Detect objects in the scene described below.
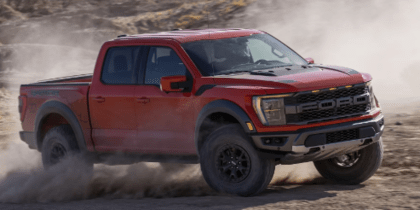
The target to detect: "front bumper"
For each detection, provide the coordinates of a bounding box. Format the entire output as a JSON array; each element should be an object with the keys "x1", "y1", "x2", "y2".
[{"x1": 251, "y1": 113, "x2": 384, "y2": 164}]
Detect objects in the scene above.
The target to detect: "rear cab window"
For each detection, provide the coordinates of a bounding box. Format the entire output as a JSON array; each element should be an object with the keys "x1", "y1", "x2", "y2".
[{"x1": 101, "y1": 46, "x2": 142, "y2": 85}]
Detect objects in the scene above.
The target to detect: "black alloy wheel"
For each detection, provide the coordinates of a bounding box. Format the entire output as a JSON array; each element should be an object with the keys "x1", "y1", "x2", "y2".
[
  {"x1": 200, "y1": 124, "x2": 275, "y2": 196},
  {"x1": 216, "y1": 144, "x2": 251, "y2": 183},
  {"x1": 332, "y1": 151, "x2": 361, "y2": 168},
  {"x1": 41, "y1": 125, "x2": 93, "y2": 170},
  {"x1": 49, "y1": 142, "x2": 67, "y2": 165}
]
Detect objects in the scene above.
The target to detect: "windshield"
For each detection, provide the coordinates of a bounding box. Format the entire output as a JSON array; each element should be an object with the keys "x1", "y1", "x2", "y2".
[{"x1": 182, "y1": 33, "x2": 307, "y2": 76}]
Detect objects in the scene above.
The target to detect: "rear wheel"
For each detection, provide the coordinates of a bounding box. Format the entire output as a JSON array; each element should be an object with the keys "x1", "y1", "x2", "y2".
[
  {"x1": 313, "y1": 140, "x2": 383, "y2": 184},
  {"x1": 199, "y1": 124, "x2": 275, "y2": 196},
  {"x1": 41, "y1": 125, "x2": 93, "y2": 170}
]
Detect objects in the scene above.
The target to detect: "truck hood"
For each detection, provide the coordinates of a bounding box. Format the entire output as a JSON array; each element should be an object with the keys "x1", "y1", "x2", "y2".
[{"x1": 212, "y1": 65, "x2": 371, "y2": 94}]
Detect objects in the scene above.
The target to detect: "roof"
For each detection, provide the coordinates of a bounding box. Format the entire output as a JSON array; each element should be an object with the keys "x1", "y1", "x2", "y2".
[{"x1": 115, "y1": 28, "x2": 264, "y2": 43}]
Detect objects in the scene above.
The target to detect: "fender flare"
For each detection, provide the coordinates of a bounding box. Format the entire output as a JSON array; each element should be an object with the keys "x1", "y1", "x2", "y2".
[
  {"x1": 194, "y1": 100, "x2": 255, "y2": 152},
  {"x1": 34, "y1": 100, "x2": 87, "y2": 152}
]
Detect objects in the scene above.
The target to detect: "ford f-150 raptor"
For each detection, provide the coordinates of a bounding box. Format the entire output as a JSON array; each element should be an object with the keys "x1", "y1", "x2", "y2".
[{"x1": 18, "y1": 28, "x2": 384, "y2": 196}]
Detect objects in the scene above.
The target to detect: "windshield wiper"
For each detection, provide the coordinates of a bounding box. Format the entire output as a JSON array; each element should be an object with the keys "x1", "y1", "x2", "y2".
[
  {"x1": 214, "y1": 64, "x2": 295, "y2": 76},
  {"x1": 214, "y1": 70, "x2": 252, "y2": 75},
  {"x1": 257, "y1": 64, "x2": 293, "y2": 70}
]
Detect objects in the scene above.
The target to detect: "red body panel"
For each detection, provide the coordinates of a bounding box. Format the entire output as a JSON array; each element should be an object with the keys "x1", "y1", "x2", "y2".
[
  {"x1": 89, "y1": 84, "x2": 137, "y2": 151},
  {"x1": 19, "y1": 28, "x2": 378, "y2": 156},
  {"x1": 134, "y1": 86, "x2": 196, "y2": 154},
  {"x1": 20, "y1": 84, "x2": 94, "y2": 151}
]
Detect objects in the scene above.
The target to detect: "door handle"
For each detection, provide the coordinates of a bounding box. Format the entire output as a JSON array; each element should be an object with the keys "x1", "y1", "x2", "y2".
[
  {"x1": 136, "y1": 97, "x2": 150, "y2": 104},
  {"x1": 93, "y1": 97, "x2": 105, "y2": 103}
]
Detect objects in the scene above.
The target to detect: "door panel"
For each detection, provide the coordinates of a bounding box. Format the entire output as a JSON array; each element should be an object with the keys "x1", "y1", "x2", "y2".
[
  {"x1": 135, "y1": 46, "x2": 196, "y2": 154},
  {"x1": 89, "y1": 46, "x2": 142, "y2": 151},
  {"x1": 135, "y1": 86, "x2": 195, "y2": 154},
  {"x1": 90, "y1": 85, "x2": 137, "y2": 151}
]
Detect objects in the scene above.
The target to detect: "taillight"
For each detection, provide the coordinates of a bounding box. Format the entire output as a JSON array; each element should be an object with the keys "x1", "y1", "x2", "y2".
[{"x1": 18, "y1": 95, "x2": 27, "y2": 122}]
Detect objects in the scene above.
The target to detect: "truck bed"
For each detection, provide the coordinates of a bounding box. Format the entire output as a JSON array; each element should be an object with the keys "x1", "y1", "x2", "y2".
[
  {"x1": 35, "y1": 73, "x2": 93, "y2": 84},
  {"x1": 19, "y1": 75, "x2": 93, "y2": 151}
]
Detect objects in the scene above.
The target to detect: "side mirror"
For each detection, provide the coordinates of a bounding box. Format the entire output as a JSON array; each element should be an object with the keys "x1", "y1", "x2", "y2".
[
  {"x1": 160, "y1": 75, "x2": 187, "y2": 92},
  {"x1": 305, "y1": 57, "x2": 314, "y2": 64}
]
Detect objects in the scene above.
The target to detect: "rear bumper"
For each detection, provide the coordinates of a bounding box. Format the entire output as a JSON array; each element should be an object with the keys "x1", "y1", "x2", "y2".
[
  {"x1": 251, "y1": 113, "x2": 384, "y2": 164},
  {"x1": 19, "y1": 131, "x2": 37, "y2": 149}
]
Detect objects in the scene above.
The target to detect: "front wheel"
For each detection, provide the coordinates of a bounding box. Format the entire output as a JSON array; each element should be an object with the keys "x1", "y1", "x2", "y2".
[
  {"x1": 199, "y1": 124, "x2": 275, "y2": 196},
  {"x1": 313, "y1": 140, "x2": 383, "y2": 185}
]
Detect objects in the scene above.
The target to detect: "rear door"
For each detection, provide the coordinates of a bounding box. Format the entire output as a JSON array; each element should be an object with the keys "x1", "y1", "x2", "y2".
[
  {"x1": 89, "y1": 46, "x2": 144, "y2": 151},
  {"x1": 134, "y1": 46, "x2": 196, "y2": 154}
]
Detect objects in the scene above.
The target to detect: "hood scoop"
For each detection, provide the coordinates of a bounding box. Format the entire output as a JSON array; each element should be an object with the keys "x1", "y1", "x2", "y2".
[
  {"x1": 249, "y1": 65, "x2": 321, "y2": 77},
  {"x1": 313, "y1": 65, "x2": 359, "y2": 75},
  {"x1": 250, "y1": 70, "x2": 276, "y2": 76}
]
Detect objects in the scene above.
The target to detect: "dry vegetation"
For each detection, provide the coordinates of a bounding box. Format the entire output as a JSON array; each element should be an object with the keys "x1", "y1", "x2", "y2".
[{"x1": 0, "y1": 0, "x2": 251, "y2": 47}]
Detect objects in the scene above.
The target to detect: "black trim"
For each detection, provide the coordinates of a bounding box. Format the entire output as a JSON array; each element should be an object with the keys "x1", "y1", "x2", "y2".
[
  {"x1": 94, "y1": 153, "x2": 199, "y2": 165},
  {"x1": 138, "y1": 46, "x2": 150, "y2": 85},
  {"x1": 194, "y1": 100, "x2": 254, "y2": 151},
  {"x1": 19, "y1": 131, "x2": 37, "y2": 149},
  {"x1": 305, "y1": 133, "x2": 326, "y2": 147},
  {"x1": 312, "y1": 65, "x2": 360, "y2": 75},
  {"x1": 21, "y1": 83, "x2": 90, "y2": 87},
  {"x1": 251, "y1": 114, "x2": 384, "y2": 152},
  {"x1": 37, "y1": 74, "x2": 92, "y2": 84},
  {"x1": 359, "y1": 126, "x2": 376, "y2": 138},
  {"x1": 195, "y1": 84, "x2": 216, "y2": 96},
  {"x1": 34, "y1": 101, "x2": 87, "y2": 152},
  {"x1": 170, "y1": 80, "x2": 192, "y2": 91}
]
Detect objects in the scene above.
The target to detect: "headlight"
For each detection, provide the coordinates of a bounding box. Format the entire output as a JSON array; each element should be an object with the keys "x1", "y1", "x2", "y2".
[
  {"x1": 366, "y1": 81, "x2": 379, "y2": 110},
  {"x1": 253, "y1": 94, "x2": 291, "y2": 126}
]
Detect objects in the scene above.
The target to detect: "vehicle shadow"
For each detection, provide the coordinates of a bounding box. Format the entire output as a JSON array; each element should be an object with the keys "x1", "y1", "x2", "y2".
[{"x1": 185, "y1": 178, "x2": 366, "y2": 210}]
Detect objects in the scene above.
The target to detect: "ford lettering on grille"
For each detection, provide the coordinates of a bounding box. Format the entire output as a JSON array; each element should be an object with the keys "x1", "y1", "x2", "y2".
[{"x1": 296, "y1": 93, "x2": 369, "y2": 113}]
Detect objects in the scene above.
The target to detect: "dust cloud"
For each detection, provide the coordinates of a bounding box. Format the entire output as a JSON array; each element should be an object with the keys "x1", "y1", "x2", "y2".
[
  {"x1": 0, "y1": 144, "x2": 214, "y2": 203},
  {"x1": 244, "y1": 0, "x2": 420, "y2": 108}
]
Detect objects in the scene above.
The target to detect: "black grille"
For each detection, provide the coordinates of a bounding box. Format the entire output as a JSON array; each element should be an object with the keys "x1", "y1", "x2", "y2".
[
  {"x1": 285, "y1": 86, "x2": 367, "y2": 104},
  {"x1": 284, "y1": 84, "x2": 370, "y2": 124},
  {"x1": 326, "y1": 129, "x2": 359, "y2": 144},
  {"x1": 286, "y1": 104, "x2": 370, "y2": 123}
]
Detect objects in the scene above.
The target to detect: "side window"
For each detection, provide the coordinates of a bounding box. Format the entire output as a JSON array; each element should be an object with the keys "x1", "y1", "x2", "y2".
[
  {"x1": 144, "y1": 47, "x2": 187, "y2": 85},
  {"x1": 101, "y1": 46, "x2": 141, "y2": 85}
]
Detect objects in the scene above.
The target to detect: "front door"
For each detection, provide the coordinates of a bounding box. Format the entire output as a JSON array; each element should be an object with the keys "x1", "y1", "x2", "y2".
[
  {"x1": 135, "y1": 46, "x2": 196, "y2": 154},
  {"x1": 89, "y1": 46, "x2": 143, "y2": 152}
]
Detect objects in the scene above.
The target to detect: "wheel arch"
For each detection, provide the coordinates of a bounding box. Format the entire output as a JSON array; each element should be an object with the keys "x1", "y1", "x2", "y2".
[
  {"x1": 34, "y1": 100, "x2": 87, "y2": 152},
  {"x1": 195, "y1": 100, "x2": 256, "y2": 153}
]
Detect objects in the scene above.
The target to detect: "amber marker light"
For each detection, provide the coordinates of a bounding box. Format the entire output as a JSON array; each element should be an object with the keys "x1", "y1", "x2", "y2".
[{"x1": 246, "y1": 122, "x2": 254, "y2": 131}]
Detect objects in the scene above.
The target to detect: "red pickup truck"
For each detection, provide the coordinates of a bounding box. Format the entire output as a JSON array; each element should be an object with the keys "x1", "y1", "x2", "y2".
[{"x1": 18, "y1": 28, "x2": 384, "y2": 196}]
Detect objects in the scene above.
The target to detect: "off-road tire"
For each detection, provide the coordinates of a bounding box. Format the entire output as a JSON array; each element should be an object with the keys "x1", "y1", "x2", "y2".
[
  {"x1": 313, "y1": 140, "x2": 383, "y2": 185},
  {"x1": 41, "y1": 125, "x2": 93, "y2": 170},
  {"x1": 200, "y1": 124, "x2": 275, "y2": 196}
]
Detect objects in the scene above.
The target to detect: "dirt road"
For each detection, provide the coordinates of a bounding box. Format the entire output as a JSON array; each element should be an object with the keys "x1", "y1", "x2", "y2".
[{"x1": 0, "y1": 178, "x2": 418, "y2": 210}]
